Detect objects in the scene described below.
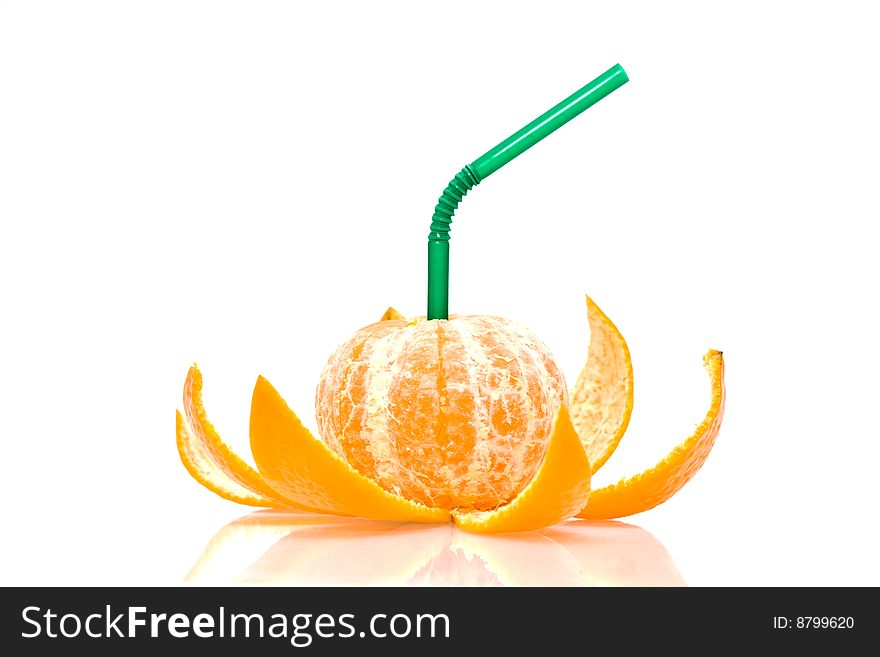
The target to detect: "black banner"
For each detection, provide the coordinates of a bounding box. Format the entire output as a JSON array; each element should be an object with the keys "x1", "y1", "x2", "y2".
[{"x1": 1, "y1": 587, "x2": 869, "y2": 654}]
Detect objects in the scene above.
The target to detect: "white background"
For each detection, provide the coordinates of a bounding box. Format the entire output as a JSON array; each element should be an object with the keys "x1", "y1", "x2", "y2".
[{"x1": 1, "y1": 1, "x2": 878, "y2": 586}]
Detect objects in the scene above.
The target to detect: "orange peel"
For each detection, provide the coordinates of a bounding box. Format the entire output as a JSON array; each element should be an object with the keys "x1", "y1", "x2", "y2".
[
  {"x1": 569, "y1": 296, "x2": 634, "y2": 473},
  {"x1": 177, "y1": 367, "x2": 314, "y2": 511},
  {"x1": 578, "y1": 350, "x2": 725, "y2": 519},
  {"x1": 379, "y1": 306, "x2": 405, "y2": 321}
]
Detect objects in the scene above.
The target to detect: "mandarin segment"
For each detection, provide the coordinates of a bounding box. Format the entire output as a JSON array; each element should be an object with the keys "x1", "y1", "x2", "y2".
[
  {"x1": 578, "y1": 350, "x2": 725, "y2": 519},
  {"x1": 569, "y1": 296, "x2": 634, "y2": 473},
  {"x1": 315, "y1": 320, "x2": 405, "y2": 485},
  {"x1": 314, "y1": 315, "x2": 568, "y2": 510},
  {"x1": 250, "y1": 375, "x2": 450, "y2": 523}
]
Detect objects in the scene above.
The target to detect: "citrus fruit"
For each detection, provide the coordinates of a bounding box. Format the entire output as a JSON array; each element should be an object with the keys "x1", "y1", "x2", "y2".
[{"x1": 314, "y1": 315, "x2": 567, "y2": 511}]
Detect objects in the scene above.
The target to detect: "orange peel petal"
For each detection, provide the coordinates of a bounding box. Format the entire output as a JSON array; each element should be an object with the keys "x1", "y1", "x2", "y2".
[
  {"x1": 177, "y1": 411, "x2": 277, "y2": 508},
  {"x1": 452, "y1": 406, "x2": 591, "y2": 533},
  {"x1": 569, "y1": 295, "x2": 634, "y2": 473},
  {"x1": 380, "y1": 306, "x2": 405, "y2": 321},
  {"x1": 249, "y1": 375, "x2": 451, "y2": 523},
  {"x1": 178, "y1": 366, "x2": 316, "y2": 511},
  {"x1": 578, "y1": 350, "x2": 725, "y2": 519}
]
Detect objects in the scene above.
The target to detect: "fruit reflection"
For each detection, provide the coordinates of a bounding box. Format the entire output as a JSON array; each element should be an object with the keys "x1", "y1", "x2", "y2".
[{"x1": 186, "y1": 512, "x2": 684, "y2": 586}]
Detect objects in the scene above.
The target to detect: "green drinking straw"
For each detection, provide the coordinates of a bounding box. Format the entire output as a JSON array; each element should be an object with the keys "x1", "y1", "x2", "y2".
[{"x1": 427, "y1": 63, "x2": 629, "y2": 320}]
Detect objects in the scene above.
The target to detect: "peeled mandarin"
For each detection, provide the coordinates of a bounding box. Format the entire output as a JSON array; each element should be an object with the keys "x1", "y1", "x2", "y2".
[{"x1": 315, "y1": 315, "x2": 567, "y2": 511}]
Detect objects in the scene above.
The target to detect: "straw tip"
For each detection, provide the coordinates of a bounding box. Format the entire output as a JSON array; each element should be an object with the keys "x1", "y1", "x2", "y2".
[{"x1": 613, "y1": 63, "x2": 629, "y2": 83}]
